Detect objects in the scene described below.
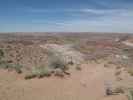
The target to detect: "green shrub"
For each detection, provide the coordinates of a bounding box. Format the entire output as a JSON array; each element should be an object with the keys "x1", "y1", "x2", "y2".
[
  {"x1": 128, "y1": 68, "x2": 133, "y2": 76},
  {"x1": 128, "y1": 90, "x2": 133, "y2": 100},
  {"x1": 48, "y1": 54, "x2": 68, "y2": 71},
  {"x1": 35, "y1": 67, "x2": 51, "y2": 78},
  {"x1": 11, "y1": 64, "x2": 23, "y2": 73},
  {"x1": 0, "y1": 62, "x2": 22, "y2": 74},
  {"x1": 0, "y1": 61, "x2": 10, "y2": 69},
  {"x1": 25, "y1": 74, "x2": 36, "y2": 80},
  {"x1": 25, "y1": 66, "x2": 52, "y2": 79},
  {"x1": 49, "y1": 57, "x2": 67, "y2": 70},
  {"x1": 0, "y1": 49, "x2": 4, "y2": 58}
]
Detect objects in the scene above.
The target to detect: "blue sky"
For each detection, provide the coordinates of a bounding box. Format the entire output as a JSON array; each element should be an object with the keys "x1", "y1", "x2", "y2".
[{"x1": 0, "y1": 0, "x2": 133, "y2": 32}]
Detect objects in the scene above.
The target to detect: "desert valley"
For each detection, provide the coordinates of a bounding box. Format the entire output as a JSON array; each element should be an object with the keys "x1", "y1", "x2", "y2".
[{"x1": 0, "y1": 33, "x2": 133, "y2": 100}]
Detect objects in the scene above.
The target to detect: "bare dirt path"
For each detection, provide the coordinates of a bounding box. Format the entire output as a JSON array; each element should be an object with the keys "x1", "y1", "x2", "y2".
[{"x1": 0, "y1": 63, "x2": 128, "y2": 100}]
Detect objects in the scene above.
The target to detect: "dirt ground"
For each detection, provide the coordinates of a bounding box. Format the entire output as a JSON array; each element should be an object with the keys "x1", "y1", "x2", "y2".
[
  {"x1": 0, "y1": 62, "x2": 129, "y2": 100},
  {"x1": 0, "y1": 33, "x2": 133, "y2": 100}
]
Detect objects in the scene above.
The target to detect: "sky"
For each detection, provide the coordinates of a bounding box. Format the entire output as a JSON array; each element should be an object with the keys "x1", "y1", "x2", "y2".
[{"x1": 0, "y1": 0, "x2": 133, "y2": 33}]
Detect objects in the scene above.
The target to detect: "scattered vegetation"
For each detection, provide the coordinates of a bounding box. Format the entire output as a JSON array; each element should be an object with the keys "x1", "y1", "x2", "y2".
[
  {"x1": 10, "y1": 64, "x2": 23, "y2": 73},
  {"x1": 0, "y1": 49, "x2": 23, "y2": 73},
  {"x1": 0, "y1": 62, "x2": 23, "y2": 73}
]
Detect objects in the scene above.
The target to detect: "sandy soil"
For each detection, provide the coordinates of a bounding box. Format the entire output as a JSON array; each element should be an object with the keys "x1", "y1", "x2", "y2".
[{"x1": 0, "y1": 62, "x2": 128, "y2": 100}]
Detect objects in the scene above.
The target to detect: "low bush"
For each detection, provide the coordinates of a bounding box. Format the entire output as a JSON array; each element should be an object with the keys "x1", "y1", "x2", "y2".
[
  {"x1": 54, "y1": 68, "x2": 64, "y2": 77},
  {"x1": 106, "y1": 86, "x2": 124, "y2": 96},
  {"x1": 25, "y1": 66, "x2": 52, "y2": 79},
  {"x1": 11, "y1": 64, "x2": 23, "y2": 73},
  {"x1": 0, "y1": 49, "x2": 4, "y2": 59},
  {"x1": 48, "y1": 51, "x2": 68, "y2": 71},
  {"x1": 0, "y1": 61, "x2": 23, "y2": 73},
  {"x1": 49, "y1": 57, "x2": 68, "y2": 71},
  {"x1": 128, "y1": 68, "x2": 133, "y2": 76},
  {"x1": 128, "y1": 90, "x2": 133, "y2": 100}
]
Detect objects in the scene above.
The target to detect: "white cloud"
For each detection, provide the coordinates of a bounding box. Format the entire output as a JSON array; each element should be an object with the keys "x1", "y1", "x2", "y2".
[
  {"x1": 47, "y1": 9, "x2": 133, "y2": 33},
  {"x1": 28, "y1": 7, "x2": 132, "y2": 15}
]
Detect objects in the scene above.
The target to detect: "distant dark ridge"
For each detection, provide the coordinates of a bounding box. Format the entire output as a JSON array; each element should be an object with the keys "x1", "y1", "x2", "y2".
[{"x1": 0, "y1": 32, "x2": 132, "y2": 35}]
